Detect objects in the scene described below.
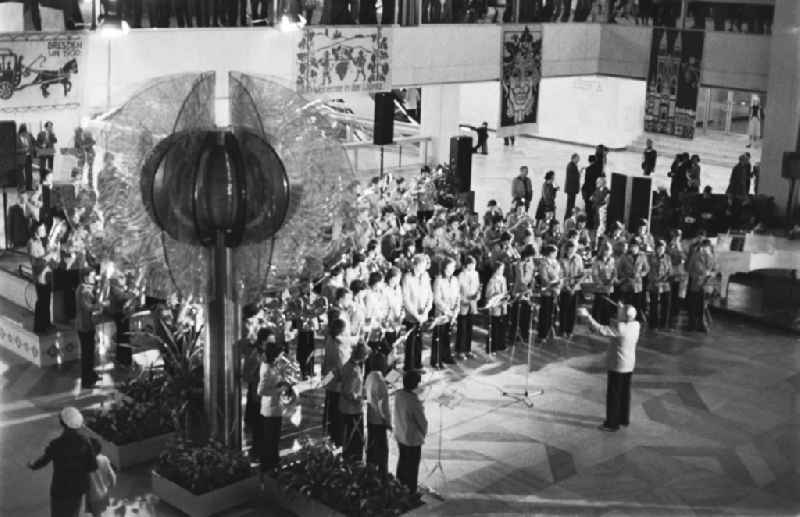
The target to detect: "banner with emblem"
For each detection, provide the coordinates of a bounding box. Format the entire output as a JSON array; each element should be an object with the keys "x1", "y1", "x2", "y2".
[
  {"x1": 296, "y1": 27, "x2": 390, "y2": 94},
  {"x1": 644, "y1": 28, "x2": 704, "y2": 139},
  {"x1": 497, "y1": 25, "x2": 542, "y2": 138},
  {"x1": 0, "y1": 33, "x2": 86, "y2": 114}
]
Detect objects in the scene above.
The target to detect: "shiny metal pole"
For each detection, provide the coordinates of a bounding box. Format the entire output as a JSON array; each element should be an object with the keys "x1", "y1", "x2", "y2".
[{"x1": 205, "y1": 231, "x2": 241, "y2": 449}]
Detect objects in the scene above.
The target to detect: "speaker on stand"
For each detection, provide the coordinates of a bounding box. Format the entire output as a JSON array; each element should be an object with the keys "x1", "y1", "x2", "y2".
[
  {"x1": 374, "y1": 92, "x2": 395, "y2": 189},
  {"x1": 0, "y1": 120, "x2": 18, "y2": 252},
  {"x1": 449, "y1": 135, "x2": 473, "y2": 210}
]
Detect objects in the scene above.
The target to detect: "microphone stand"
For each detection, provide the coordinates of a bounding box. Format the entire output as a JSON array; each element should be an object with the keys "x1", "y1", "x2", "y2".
[{"x1": 501, "y1": 292, "x2": 544, "y2": 408}]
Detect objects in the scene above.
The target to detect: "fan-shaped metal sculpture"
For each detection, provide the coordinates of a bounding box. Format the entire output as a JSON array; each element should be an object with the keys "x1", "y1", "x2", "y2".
[{"x1": 88, "y1": 71, "x2": 356, "y2": 447}]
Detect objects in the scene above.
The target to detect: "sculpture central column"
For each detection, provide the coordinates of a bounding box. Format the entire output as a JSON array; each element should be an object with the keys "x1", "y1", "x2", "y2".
[{"x1": 205, "y1": 231, "x2": 241, "y2": 448}]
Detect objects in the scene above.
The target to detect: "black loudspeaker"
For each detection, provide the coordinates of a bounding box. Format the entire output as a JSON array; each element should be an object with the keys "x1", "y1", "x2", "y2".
[
  {"x1": 607, "y1": 173, "x2": 627, "y2": 229},
  {"x1": 449, "y1": 135, "x2": 472, "y2": 193},
  {"x1": 51, "y1": 182, "x2": 76, "y2": 212},
  {"x1": 629, "y1": 176, "x2": 652, "y2": 233},
  {"x1": 782, "y1": 152, "x2": 800, "y2": 180},
  {"x1": 373, "y1": 92, "x2": 394, "y2": 146},
  {"x1": 0, "y1": 120, "x2": 18, "y2": 188}
]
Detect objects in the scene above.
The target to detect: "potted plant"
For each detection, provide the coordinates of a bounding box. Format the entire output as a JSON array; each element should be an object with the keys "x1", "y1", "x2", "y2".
[
  {"x1": 265, "y1": 439, "x2": 424, "y2": 517},
  {"x1": 131, "y1": 297, "x2": 205, "y2": 441},
  {"x1": 84, "y1": 397, "x2": 175, "y2": 469},
  {"x1": 152, "y1": 438, "x2": 258, "y2": 517}
]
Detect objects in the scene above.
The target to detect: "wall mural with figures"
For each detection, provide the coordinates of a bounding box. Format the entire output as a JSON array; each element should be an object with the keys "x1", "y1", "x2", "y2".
[
  {"x1": 296, "y1": 27, "x2": 390, "y2": 94},
  {"x1": 497, "y1": 25, "x2": 542, "y2": 138},
  {"x1": 644, "y1": 28, "x2": 704, "y2": 139},
  {"x1": 0, "y1": 32, "x2": 85, "y2": 113}
]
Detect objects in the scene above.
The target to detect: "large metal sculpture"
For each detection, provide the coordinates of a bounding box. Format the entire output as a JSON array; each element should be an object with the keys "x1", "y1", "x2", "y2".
[
  {"x1": 140, "y1": 128, "x2": 291, "y2": 446},
  {"x1": 89, "y1": 72, "x2": 356, "y2": 449}
]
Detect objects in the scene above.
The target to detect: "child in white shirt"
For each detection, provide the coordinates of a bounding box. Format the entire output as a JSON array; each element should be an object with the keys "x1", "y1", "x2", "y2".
[{"x1": 87, "y1": 438, "x2": 117, "y2": 517}]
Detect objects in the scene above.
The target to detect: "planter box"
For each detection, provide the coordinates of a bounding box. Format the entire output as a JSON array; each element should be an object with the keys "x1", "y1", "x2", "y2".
[
  {"x1": 261, "y1": 475, "x2": 437, "y2": 516},
  {"x1": 152, "y1": 471, "x2": 258, "y2": 517},
  {"x1": 85, "y1": 427, "x2": 174, "y2": 470},
  {"x1": 261, "y1": 475, "x2": 345, "y2": 517}
]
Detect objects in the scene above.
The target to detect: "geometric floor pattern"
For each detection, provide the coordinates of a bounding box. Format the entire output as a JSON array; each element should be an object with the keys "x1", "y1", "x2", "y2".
[{"x1": 2, "y1": 312, "x2": 799, "y2": 516}]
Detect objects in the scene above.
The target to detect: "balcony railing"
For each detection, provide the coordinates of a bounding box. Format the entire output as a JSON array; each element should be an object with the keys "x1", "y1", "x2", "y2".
[
  {"x1": 3, "y1": 0, "x2": 773, "y2": 35},
  {"x1": 342, "y1": 136, "x2": 431, "y2": 177}
]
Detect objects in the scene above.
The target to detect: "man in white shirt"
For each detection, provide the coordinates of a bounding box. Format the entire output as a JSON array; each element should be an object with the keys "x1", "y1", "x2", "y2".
[
  {"x1": 402, "y1": 255, "x2": 432, "y2": 371},
  {"x1": 456, "y1": 256, "x2": 480, "y2": 358},
  {"x1": 579, "y1": 303, "x2": 640, "y2": 432}
]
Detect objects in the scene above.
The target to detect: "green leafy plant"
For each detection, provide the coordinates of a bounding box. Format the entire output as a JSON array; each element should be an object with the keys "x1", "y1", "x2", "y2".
[
  {"x1": 131, "y1": 297, "x2": 205, "y2": 439},
  {"x1": 274, "y1": 439, "x2": 422, "y2": 517},
  {"x1": 84, "y1": 398, "x2": 174, "y2": 445},
  {"x1": 116, "y1": 367, "x2": 166, "y2": 403},
  {"x1": 155, "y1": 439, "x2": 253, "y2": 495}
]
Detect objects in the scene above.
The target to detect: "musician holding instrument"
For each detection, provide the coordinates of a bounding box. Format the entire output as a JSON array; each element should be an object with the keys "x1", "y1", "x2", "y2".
[
  {"x1": 339, "y1": 342, "x2": 369, "y2": 463},
  {"x1": 590, "y1": 241, "x2": 616, "y2": 324},
  {"x1": 686, "y1": 239, "x2": 716, "y2": 333},
  {"x1": 510, "y1": 245, "x2": 537, "y2": 343},
  {"x1": 537, "y1": 244, "x2": 562, "y2": 341},
  {"x1": 667, "y1": 229, "x2": 687, "y2": 329},
  {"x1": 29, "y1": 222, "x2": 59, "y2": 334},
  {"x1": 456, "y1": 256, "x2": 480, "y2": 359},
  {"x1": 559, "y1": 240, "x2": 584, "y2": 339},
  {"x1": 431, "y1": 257, "x2": 459, "y2": 369},
  {"x1": 363, "y1": 272, "x2": 390, "y2": 375},
  {"x1": 616, "y1": 238, "x2": 650, "y2": 323},
  {"x1": 647, "y1": 240, "x2": 673, "y2": 330},
  {"x1": 401, "y1": 255, "x2": 432, "y2": 371},
  {"x1": 240, "y1": 307, "x2": 264, "y2": 459},
  {"x1": 76, "y1": 268, "x2": 101, "y2": 389},
  {"x1": 485, "y1": 261, "x2": 508, "y2": 355},
  {"x1": 258, "y1": 337, "x2": 292, "y2": 475}
]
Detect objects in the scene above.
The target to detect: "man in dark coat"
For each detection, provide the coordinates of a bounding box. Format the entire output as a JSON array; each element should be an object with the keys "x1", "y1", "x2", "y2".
[
  {"x1": 511, "y1": 166, "x2": 533, "y2": 213},
  {"x1": 28, "y1": 407, "x2": 97, "y2": 517},
  {"x1": 642, "y1": 138, "x2": 657, "y2": 176},
  {"x1": 726, "y1": 154, "x2": 749, "y2": 224},
  {"x1": 581, "y1": 155, "x2": 602, "y2": 229},
  {"x1": 564, "y1": 153, "x2": 581, "y2": 219}
]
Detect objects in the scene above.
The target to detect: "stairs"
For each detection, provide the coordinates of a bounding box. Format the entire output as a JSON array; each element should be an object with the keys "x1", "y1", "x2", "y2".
[{"x1": 627, "y1": 130, "x2": 761, "y2": 169}]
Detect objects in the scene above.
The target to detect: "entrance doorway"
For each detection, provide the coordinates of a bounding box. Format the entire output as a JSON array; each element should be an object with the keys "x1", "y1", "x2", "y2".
[{"x1": 697, "y1": 87, "x2": 766, "y2": 136}]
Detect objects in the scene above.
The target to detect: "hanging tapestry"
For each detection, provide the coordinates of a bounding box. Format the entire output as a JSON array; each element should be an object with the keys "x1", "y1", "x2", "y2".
[
  {"x1": 0, "y1": 33, "x2": 86, "y2": 113},
  {"x1": 498, "y1": 25, "x2": 542, "y2": 138},
  {"x1": 644, "y1": 28, "x2": 704, "y2": 139},
  {"x1": 296, "y1": 27, "x2": 390, "y2": 94}
]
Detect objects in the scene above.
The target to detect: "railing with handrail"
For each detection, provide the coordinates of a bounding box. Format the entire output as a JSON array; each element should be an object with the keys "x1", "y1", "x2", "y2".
[{"x1": 341, "y1": 135, "x2": 432, "y2": 176}]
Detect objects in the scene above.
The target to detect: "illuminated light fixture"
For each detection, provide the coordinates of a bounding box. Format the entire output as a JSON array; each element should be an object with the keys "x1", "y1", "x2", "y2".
[
  {"x1": 98, "y1": 0, "x2": 129, "y2": 36},
  {"x1": 278, "y1": 13, "x2": 306, "y2": 32}
]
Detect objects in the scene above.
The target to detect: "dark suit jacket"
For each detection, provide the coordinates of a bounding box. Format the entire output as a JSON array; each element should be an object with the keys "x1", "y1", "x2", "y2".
[{"x1": 565, "y1": 162, "x2": 580, "y2": 194}]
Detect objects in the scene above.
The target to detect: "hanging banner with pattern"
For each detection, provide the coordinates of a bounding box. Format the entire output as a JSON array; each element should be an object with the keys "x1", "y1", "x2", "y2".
[
  {"x1": 296, "y1": 27, "x2": 390, "y2": 94},
  {"x1": 0, "y1": 32, "x2": 86, "y2": 114},
  {"x1": 498, "y1": 25, "x2": 542, "y2": 138},
  {"x1": 644, "y1": 28, "x2": 704, "y2": 139}
]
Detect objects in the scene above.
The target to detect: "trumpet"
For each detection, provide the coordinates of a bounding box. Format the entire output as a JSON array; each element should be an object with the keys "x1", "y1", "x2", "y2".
[{"x1": 275, "y1": 352, "x2": 302, "y2": 386}]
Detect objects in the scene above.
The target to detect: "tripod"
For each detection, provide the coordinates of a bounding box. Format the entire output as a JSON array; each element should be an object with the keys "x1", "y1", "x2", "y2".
[{"x1": 502, "y1": 293, "x2": 544, "y2": 407}]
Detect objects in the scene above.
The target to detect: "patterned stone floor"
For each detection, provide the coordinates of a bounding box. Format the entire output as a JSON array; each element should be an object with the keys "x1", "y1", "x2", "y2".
[{"x1": 2, "y1": 311, "x2": 799, "y2": 517}]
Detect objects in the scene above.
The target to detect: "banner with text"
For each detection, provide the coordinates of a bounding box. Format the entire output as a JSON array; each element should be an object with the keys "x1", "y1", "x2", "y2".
[
  {"x1": 498, "y1": 25, "x2": 542, "y2": 138},
  {"x1": 644, "y1": 28, "x2": 704, "y2": 139},
  {"x1": 0, "y1": 33, "x2": 86, "y2": 114},
  {"x1": 296, "y1": 27, "x2": 390, "y2": 94}
]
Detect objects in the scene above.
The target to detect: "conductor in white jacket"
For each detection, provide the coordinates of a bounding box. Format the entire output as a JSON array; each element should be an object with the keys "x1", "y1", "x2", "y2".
[{"x1": 579, "y1": 303, "x2": 640, "y2": 432}]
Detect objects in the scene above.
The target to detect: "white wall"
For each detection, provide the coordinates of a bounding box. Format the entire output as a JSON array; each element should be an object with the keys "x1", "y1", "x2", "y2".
[
  {"x1": 537, "y1": 75, "x2": 646, "y2": 148},
  {"x1": 458, "y1": 82, "x2": 500, "y2": 129}
]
